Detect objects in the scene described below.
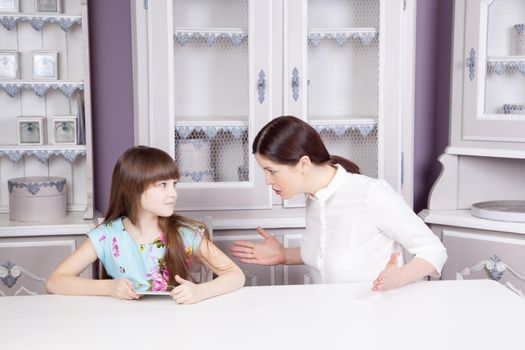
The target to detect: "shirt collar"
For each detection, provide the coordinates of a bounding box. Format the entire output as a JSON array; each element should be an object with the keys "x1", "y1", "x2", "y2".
[{"x1": 308, "y1": 164, "x2": 347, "y2": 202}]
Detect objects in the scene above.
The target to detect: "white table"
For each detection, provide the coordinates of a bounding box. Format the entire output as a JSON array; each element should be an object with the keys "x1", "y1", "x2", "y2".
[{"x1": 1, "y1": 280, "x2": 524, "y2": 350}]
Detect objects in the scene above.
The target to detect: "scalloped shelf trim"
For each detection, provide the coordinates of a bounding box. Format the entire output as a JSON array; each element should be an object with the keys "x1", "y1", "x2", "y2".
[
  {"x1": 175, "y1": 125, "x2": 248, "y2": 139},
  {"x1": 0, "y1": 15, "x2": 81, "y2": 31},
  {"x1": 0, "y1": 149, "x2": 86, "y2": 163},
  {"x1": 487, "y1": 60, "x2": 525, "y2": 75},
  {"x1": 308, "y1": 29, "x2": 378, "y2": 47},
  {"x1": 311, "y1": 123, "x2": 377, "y2": 137},
  {"x1": 0, "y1": 81, "x2": 84, "y2": 97},
  {"x1": 174, "y1": 31, "x2": 248, "y2": 47}
]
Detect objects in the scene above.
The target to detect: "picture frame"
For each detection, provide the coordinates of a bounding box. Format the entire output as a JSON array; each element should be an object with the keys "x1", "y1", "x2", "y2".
[
  {"x1": 0, "y1": 50, "x2": 19, "y2": 79},
  {"x1": 32, "y1": 50, "x2": 58, "y2": 80},
  {"x1": 35, "y1": 0, "x2": 61, "y2": 14},
  {"x1": 50, "y1": 116, "x2": 77, "y2": 145},
  {"x1": 17, "y1": 116, "x2": 46, "y2": 145},
  {"x1": 0, "y1": 0, "x2": 19, "y2": 13}
]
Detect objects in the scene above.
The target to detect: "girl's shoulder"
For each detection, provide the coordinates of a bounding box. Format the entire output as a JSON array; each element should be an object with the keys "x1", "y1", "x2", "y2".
[
  {"x1": 88, "y1": 217, "x2": 127, "y2": 240},
  {"x1": 177, "y1": 222, "x2": 206, "y2": 253}
]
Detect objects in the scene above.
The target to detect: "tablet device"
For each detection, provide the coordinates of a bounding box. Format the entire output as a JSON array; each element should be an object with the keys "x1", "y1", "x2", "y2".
[{"x1": 134, "y1": 285, "x2": 174, "y2": 296}]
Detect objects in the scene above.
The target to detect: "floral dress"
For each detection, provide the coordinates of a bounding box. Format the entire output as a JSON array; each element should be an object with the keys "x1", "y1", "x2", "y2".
[{"x1": 88, "y1": 217, "x2": 203, "y2": 291}]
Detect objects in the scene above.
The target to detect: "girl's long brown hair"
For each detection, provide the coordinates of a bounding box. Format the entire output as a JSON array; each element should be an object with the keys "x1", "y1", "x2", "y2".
[
  {"x1": 253, "y1": 116, "x2": 360, "y2": 173},
  {"x1": 103, "y1": 146, "x2": 209, "y2": 285}
]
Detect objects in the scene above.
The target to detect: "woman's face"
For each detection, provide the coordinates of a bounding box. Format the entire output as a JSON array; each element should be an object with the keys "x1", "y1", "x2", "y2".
[
  {"x1": 254, "y1": 153, "x2": 304, "y2": 199},
  {"x1": 140, "y1": 179, "x2": 178, "y2": 217}
]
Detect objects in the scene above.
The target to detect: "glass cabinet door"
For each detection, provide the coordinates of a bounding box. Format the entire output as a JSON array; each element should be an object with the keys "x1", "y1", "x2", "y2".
[
  {"x1": 307, "y1": 0, "x2": 380, "y2": 178},
  {"x1": 462, "y1": 0, "x2": 525, "y2": 143},
  {"x1": 173, "y1": 0, "x2": 249, "y2": 184},
  {"x1": 147, "y1": 0, "x2": 273, "y2": 210}
]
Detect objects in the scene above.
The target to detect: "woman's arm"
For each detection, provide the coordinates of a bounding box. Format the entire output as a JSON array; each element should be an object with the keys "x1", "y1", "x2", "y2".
[
  {"x1": 46, "y1": 239, "x2": 139, "y2": 300},
  {"x1": 230, "y1": 227, "x2": 304, "y2": 265},
  {"x1": 372, "y1": 253, "x2": 437, "y2": 291},
  {"x1": 171, "y1": 238, "x2": 245, "y2": 304},
  {"x1": 367, "y1": 181, "x2": 447, "y2": 291}
]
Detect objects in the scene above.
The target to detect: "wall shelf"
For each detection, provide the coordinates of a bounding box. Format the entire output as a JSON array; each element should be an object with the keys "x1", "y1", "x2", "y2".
[
  {"x1": 0, "y1": 14, "x2": 81, "y2": 31},
  {"x1": 0, "y1": 81, "x2": 84, "y2": 97},
  {"x1": 0, "y1": 145, "x2": 86, "y2": 163}
]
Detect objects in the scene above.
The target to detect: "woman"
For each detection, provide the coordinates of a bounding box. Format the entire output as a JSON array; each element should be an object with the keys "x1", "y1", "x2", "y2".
[{"x1": 231, "y1": 116, "x2": 446, "y2": 291}]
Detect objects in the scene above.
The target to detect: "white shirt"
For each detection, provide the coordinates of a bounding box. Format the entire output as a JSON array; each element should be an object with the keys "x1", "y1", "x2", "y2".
[{"x1": 300, "y1": 165, "x2": 447, "y2": 284}]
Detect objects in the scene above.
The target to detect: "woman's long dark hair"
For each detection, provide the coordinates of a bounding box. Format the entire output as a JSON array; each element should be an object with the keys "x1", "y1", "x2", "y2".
[
  {"x1": 103, "y1": 146, "x2": 210, "y2": 285},
  {"x1": 253, "y1": 116, "x2": 360, "y2": 173}
]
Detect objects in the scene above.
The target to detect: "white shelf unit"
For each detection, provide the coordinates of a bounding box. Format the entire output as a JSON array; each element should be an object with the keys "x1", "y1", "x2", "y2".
[
  {"x1": 0, "y1": 0, "x2": 94, "y2": 220},
  {"x1": 422, "y1": 0, "x2": 525, "y2": 296}
]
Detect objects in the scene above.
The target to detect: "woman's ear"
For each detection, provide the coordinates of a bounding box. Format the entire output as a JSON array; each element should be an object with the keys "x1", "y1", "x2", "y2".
[{"x1": 298, "y1": 155, "x2": 311, "y2": 175}]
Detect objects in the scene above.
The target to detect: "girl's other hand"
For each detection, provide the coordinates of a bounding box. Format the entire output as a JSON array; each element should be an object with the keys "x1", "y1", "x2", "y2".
[
  {"x1": 372, "y1": 252, "x2": 405, "y2": 292},
  {"x1": 230, "y1": 227, "x2": 285, "y2": 265},
  {"x1": 109, "y1": 278, "x2": 140, "y2": 300},
  {"x1": 170, "y1": 275, "x2": 203, "y2": 304}
]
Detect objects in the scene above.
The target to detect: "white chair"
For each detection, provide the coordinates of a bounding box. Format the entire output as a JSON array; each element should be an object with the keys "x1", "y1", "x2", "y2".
[
  {"x1": 456, "y1": 255, "x2": 525, "y2": 298},
  {"x1": 0, "y1": 261, "x2": 46, "y2": 296}
]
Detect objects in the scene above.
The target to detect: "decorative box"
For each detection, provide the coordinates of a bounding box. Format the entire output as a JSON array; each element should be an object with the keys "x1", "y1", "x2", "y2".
[
  {"x1": 8, "y1": 176, "x2": 66, "y2": 222},
  {"x1": 177, "y1": 139, "x2": 214, "y2": 182}
]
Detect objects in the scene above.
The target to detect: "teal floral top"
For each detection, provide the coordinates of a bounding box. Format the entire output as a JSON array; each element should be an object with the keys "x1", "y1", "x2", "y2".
[{"x1": 88, "y1": 217, "x2": 203, "y2": 291}]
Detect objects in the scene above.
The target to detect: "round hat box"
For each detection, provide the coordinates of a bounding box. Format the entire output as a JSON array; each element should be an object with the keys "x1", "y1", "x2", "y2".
[{"x1": 8, "y1": 176, "x2": 67, "y2": 222}]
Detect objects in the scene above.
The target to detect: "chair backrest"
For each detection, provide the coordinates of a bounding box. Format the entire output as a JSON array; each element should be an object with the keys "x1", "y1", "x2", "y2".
[
  {"x1": 0, "y1": 261, "x2": 46, "y2": 296},
  {"x1": 456, "y1": 255, "x2": 525, "y2": 298}
]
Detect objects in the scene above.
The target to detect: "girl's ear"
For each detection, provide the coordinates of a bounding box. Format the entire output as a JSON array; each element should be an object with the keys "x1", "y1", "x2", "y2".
[{"x1": 298, "y1": 155, "x2": 311, "y2": 175}]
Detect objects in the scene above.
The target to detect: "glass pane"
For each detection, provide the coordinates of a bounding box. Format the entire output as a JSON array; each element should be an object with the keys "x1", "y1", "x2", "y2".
[
  {"x1": 172, "y1": 0, "x2": 249, "y2": 183},
  {"x1": 485, "y1": 0, "x2": 525, "y2": 115},
  {"x1": 308, "y1": 0, "x2": 379, "y2": 178}
]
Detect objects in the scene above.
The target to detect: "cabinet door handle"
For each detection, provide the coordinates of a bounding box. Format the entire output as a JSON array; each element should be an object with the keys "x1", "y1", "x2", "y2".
[
  {"x1": 291, "y1": 67, "x2": 300, "y2": 101},
  {"x1": 257, "y1": 69, "x2": 266, "y2": 104},
  {"x1": 466, "y1": 48, "x2": 476, "y2": 81}
]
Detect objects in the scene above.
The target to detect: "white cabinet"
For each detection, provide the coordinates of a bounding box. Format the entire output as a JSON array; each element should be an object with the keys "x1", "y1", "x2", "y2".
[
  {"x1": 451, "y1": 0, "x2": 525, "y2": 148},
  {"x1": 0, "y1": 0, "x2": 97, "y2": 294},
  {"x1": 0, "y1": 214, "x2": 97, "y2": 296},
  {"x1": 131, "y1": 0, "x2": 416, "y2": 211},
  {"x1": 421, "y1": 0, "x2": 525, "y2": 296},
  {"x1": 0, "y1": 0, "x2": 95, "y2": 220}
]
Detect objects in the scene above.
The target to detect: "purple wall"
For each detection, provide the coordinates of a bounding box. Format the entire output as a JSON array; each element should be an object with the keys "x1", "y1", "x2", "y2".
[
  {"x1": 88, "y1": 0, "x2": 454, "y2": 213},
  {"x1": 414, "y1": 0, "x2": 454, "y2": 212},
  {"x1": 88, "y1": 0, "x2": 134, "y2": 214}
]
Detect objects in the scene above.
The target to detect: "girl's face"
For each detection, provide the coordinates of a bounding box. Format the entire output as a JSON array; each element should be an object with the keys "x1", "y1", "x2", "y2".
[
  {"x1": 255, "y1": 153, "x2": 304, "y2": 199},
  {"x1": 140, "y1": 179, "x2": 178, "y2": 217}
]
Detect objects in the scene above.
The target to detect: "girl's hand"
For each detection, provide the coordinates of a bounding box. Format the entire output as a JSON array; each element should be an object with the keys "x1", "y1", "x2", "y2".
[
  {"x1": 170, "y1": 275, "x2": 204, "y2": 304},
  {"x1": 372, "y1": 252, "x2": 405, "y2": 292},
  {"x1": 109, "y1": 278, "x2": 140, "y2": 300},
  {"x1": 230, "y1": 227, "x2": 286, "y2": 265}
]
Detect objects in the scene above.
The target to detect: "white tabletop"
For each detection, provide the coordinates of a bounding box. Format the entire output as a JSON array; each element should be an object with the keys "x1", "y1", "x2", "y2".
[{"x1": 1, "y1": 280, "x2": 524, "y2": 350}]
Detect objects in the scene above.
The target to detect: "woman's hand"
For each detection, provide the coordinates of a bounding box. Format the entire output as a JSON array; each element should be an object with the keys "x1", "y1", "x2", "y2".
[
  {"x1": 109, "y1": 278, "x2": 140, "y2": 300},
  {"x1": 230, "y1": 227, "x2": 286, "y2": 265},
  {"x1": 372, "y1": 252, "x2": 406, "y2": 292},
  {"x1": 170, "y1": 275, "x2": 204, "y2": 304}
]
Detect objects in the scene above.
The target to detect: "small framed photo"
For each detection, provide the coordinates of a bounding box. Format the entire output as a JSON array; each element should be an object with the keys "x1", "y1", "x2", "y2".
[
  {"x1": 0, "y1": 0, "x2": 19, "y2": 13},
  {"x1": 50, "y1": 116, "x2": 77, "y2": 145},
  {"x1": 17, "y1": 116, "x2": 46, "y2": 145},
  {"x1": 0, "y1": 50, "x2": 19, "y2": 79},
  {"x1": 35, "y1": 0, "x2": 61, "y2": 14},
  {"x1": 32, "y1": 50, "x2": 58, "y2": 80}
]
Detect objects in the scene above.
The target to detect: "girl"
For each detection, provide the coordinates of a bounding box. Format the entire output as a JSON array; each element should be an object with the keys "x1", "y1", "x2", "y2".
[
  {"x1": 47, "y1": 146, "x2": 245, "y2": 303},
  {"x1": 231, "y1": 116, "x2": 447, "y2": 291}
]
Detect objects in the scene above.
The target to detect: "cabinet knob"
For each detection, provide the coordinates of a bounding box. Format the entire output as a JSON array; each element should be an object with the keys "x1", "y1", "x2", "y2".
[
  {"x1": 257, "y1": 69, "x2": 266, "y2": 104},
  {"x1": 466, "y1": 48, "x2": 476, "y2": 81},
  {"x1": 291, "y1": 67, "x2": 300, "y2": 101}
]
